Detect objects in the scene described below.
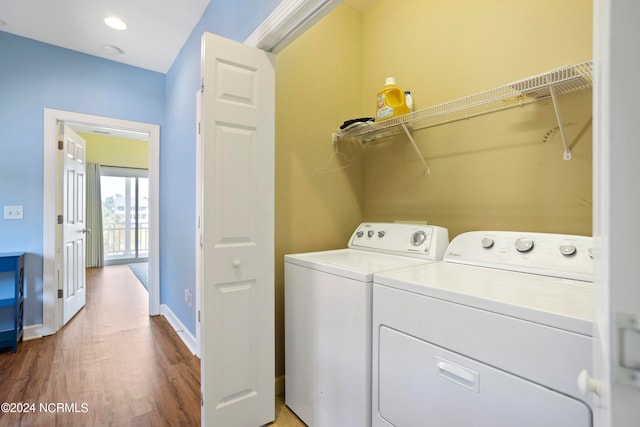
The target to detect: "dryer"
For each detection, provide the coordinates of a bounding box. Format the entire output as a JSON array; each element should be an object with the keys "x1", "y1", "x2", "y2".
[
  {"x1": 285, "y1": 222, "x2": 449, "y2": 427},
  {"x1": 372, "y1": 231, "x2": 594, "y2": 427}
]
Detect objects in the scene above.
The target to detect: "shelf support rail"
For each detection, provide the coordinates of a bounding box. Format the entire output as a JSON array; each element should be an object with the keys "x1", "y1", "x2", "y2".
[
  {"x1": 401, "y1": 122, "x2": 430, "y2": 174},
  {"x1": 549, "y1": 84, "x2": 572, "y2": 160}
]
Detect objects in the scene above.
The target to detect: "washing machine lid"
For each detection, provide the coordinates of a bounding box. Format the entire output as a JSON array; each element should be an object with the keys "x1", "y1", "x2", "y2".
[
  {"x1": 285, "y1": 249, "x2": 435, "y2": 282},
  {"x1": 374, "y1": 262, "x2": 593, "y2": 336}
]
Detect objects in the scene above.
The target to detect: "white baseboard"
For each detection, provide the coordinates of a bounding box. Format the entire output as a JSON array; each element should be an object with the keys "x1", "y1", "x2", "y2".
[
  {"x1": 23, "y1": 324, "x2": 43, "y2": 341},
  {"x1": 160, "y1": 304, "x2": 198, "y2": 356}
]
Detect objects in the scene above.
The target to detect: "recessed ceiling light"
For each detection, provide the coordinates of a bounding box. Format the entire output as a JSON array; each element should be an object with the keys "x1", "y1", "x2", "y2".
[
  {"x1": 104, "y1": 16, "x2": 127, "y2": 30},
  {"x1": 102, "y1": 44, "x2": 125, "y2": 55}
]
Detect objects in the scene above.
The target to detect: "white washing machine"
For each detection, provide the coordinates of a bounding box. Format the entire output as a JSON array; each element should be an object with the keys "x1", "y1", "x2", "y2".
[
  {"x1": 285, "y1": 222, "x2": 449, "y2": 427},
  {"x1": 372, "y1": 231, "x2": 594, "y2": 427}
]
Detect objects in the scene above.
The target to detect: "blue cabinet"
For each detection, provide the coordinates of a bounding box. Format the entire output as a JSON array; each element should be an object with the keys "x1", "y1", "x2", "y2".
[{"x1": 0, "y1": 253, "x2": 25, "y2": 352}]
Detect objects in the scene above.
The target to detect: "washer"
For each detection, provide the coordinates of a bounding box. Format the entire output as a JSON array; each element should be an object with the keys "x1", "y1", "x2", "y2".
[
  {"x1": 285, "y1": 222, "x2": 449, "y2": 427},
  {"x1": 372, "y1": 231, "x2": 594, "y2": 427}
]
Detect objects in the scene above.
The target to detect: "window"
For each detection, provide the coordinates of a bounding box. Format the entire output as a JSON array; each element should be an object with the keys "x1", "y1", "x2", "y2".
[{"x1": 100, "y1": 167, "x2": 149, "y2": 264}]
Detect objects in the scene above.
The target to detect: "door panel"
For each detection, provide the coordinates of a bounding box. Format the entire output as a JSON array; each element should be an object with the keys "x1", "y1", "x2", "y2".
[
  {"x1": 210, "y1": 280, "x2": 257, "y2": 406},
  {"x1": 200, "y1": 32, "x2": 275, "y2": 427},
  {"x1": 215, "y1": 124, "x2": 256, "y2": 243}
]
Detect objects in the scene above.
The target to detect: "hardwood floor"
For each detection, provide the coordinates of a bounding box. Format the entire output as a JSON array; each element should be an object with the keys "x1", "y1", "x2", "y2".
[
  {"x1": 0, "y1": 265, "x2": 200, "y2": 426},
  {"x1": 0, "y1": 265, "x2": 305, "y2": 427}
]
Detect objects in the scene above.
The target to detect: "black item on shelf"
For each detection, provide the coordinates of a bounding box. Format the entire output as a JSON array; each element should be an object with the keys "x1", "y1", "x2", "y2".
[{"x1": 339, "y1": 117, "x2": 375, "y2": 129}]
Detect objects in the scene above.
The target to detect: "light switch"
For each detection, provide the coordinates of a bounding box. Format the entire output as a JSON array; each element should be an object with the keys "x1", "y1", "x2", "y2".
[{"x1": 4, "y1": 205, "x2": 23, "y2": 220}]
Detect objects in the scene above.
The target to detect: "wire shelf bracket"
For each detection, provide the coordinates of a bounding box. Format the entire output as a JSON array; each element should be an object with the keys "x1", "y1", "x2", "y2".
[{"x1": 401, "y1": 122, "x2": 430, "y2": 174}]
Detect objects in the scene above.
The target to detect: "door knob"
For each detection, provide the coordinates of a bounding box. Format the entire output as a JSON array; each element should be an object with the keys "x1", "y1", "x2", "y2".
[
  {"x1": 81, "y1": 228, "x2": 91, "y2": 234},
  {"x1": 232, "y1": 259, "x2": 241, "y2": 268}
]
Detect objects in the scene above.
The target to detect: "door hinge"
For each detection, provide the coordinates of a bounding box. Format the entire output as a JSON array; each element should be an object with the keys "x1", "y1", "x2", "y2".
[
  {"x1": 57, "y1": 289, "x2": 63, "y2": 299},
  {"x1": 57, "y1": 215, "x2": 63, "y2": 225},
  {"x1": 198, "y1": 310, "x2": 201, "y2": 323},
  {"x1": 616, "y1": 312, "x2": 640, "y2": 389},
  {"x1": 58, "y1": 140, "x2": 64, "y2": 150}
]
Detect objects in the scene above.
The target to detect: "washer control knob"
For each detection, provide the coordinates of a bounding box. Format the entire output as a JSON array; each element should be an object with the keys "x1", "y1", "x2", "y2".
[
  {"x1": 356, "y1": 231, "x2": 364, "y2": 238},
  {"x1": 515, "y1": 237, "x2": 534, "y2": 253},
  {"x1": 378, "y1": 230, "x2": 386, "y2": 238},
  {"x1": 411, "y1": 231, "x2": 427, "y2": 246},
  {"x1": 481, "y1": 237, "x2": 494, "y2": 249},
  {"x1": 559, "y1": 244, "x2": 577, "y2": 256},
  {"x1": 588, "y1": 247, "x2": 594, "y2": 259},
  {"x1": 367, "y1": 230, "x2": 375, "y2": 238}
]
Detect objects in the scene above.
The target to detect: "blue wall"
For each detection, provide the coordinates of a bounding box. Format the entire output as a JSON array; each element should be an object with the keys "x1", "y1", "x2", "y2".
[
  {"x1": 0, "y1": 0, "x2": 281, "y2": 335},
  {"x1": 161, "y1": 0, "x2": 281, "y2": 335},
  {"x1": 0, "y1": 31, "x2": 165, "y2": 327}
]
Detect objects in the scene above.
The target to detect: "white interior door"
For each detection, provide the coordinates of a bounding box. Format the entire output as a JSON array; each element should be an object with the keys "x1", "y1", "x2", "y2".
[
  {"x1": 59, "y1": 124, "x2": 87, "y2": 326},
  {"x1": 591, "y1": 0, "x2": 640, "y2": 425},
  {"x1": 200, "y1": 32, "x2": 275, "y2": 426}
]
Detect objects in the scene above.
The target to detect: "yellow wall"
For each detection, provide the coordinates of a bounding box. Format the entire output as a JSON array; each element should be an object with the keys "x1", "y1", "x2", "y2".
[
  {"x1": 275, "y1": 0, "x2": 592, "y2": 378},
  {"x1": 83, "y1": 133, "x2": 149, "y2": 169},
  {"x1": 360, "y1": 0, "x2": 593, "y2": 237},
  {"x1": 275, "y1": 5, "x2": 364, "y2": 377}
]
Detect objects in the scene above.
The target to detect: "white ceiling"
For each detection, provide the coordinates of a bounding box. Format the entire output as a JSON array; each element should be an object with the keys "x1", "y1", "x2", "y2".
[
  {"x1": 0, "y1": 1, "x2": 385, "y2": 74},
  {"x1": 0, "y1": 0, "x2": 211, "y2": 73}
]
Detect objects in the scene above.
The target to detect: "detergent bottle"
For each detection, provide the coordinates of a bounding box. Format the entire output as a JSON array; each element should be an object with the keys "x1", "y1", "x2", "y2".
[{"x1": 376, "y1": 77, "x2": 410, "y2": 121}]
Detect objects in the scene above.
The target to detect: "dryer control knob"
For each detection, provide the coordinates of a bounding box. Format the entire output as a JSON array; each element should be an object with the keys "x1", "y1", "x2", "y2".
[
  {"x1": 515, "y1": 237, "x2": 534, "y2": 253},
  {"x1": 356, "y1": 231, "x2": 364, "y2": 238},
  {"x1": 588, "y1": 247, "x2": 594, "y2": 259},
  {"x1": 481, "y1": 237, "x2": 494, "y2": 249},
  {"x1": 367, "y1": 230, "x2": 375, "y2": 238},
  {"x1": 559, "y1": 244, "x2": 577, "y2": 256},
  {"x1": 378, "y1": 231, "x2": 386, "y2": 238},
  {"x1": 411, "y1": 231, "x2": 427, "y2": 246}
]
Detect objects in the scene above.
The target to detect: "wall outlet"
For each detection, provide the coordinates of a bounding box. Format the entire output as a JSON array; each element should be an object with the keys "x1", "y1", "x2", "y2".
[
  {"x1": 4, "y1": 205, "x2": 23, "y2": 220},
  {"x1": 185, "y1": 289, "x2": 192, "y2": 307}
]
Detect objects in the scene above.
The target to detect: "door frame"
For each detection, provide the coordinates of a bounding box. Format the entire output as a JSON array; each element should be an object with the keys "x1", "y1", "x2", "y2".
[{"x1": 43, "y1": 108, "x2": 160, "y2": 335}]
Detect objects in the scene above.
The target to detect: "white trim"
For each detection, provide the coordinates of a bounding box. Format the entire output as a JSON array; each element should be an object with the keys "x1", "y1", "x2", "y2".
[
  {"x1": 195, "y1": 89, "x2": 203, "y2": 358},
  {"x1": 43, "y1": 112, "x2": 58, "y2": 336},
  {"x1": 23, "y1": 324, "x2": 43, "y2": 341},
  {"x1": 43, "y1": 108, "x2": 160, "y2": 336},
  {"x1": 244, "y1": 0, "x2": 342, "y2": 53},
  {"x1": 160, "y1": 304, "x2": 198, "y2": 356}
]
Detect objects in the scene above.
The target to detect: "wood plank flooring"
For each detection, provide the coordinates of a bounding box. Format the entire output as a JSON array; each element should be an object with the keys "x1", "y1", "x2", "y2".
[
  {"x1": 0, "y1": 265, "x2": 305, "y2": 427},
  {"x1": 0, "y1": 265, "x2": 201, "y2": 426}
]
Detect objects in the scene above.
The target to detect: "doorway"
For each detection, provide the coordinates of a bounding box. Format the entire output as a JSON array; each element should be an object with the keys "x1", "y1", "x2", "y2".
[{"x1": 43, "y1": 108, "x2": 160, "y2": 336}]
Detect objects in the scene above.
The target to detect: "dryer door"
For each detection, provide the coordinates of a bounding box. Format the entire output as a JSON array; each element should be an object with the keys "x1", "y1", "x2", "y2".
[{"x1": 376, "y1": 326, "x2": 591, "y2": 427}]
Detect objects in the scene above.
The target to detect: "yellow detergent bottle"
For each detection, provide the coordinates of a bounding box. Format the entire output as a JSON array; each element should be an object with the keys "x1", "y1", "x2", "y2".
[{"x1": 376, "y1": 77, "x2": 410, "y2": 121}]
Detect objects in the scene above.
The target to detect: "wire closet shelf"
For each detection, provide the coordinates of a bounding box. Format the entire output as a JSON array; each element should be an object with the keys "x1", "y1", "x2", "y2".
[{"x1": 336, "y1": 61, "x2": 593, "y2": 144}]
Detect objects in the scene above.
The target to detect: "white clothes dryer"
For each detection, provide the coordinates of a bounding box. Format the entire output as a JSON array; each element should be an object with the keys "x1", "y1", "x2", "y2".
[
  {"x1": 372, "y1": 231, "x2": 594, "y2": 427},
  {"x1": 285, "y1": 222, "x2": 449, "y2": 427}
]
